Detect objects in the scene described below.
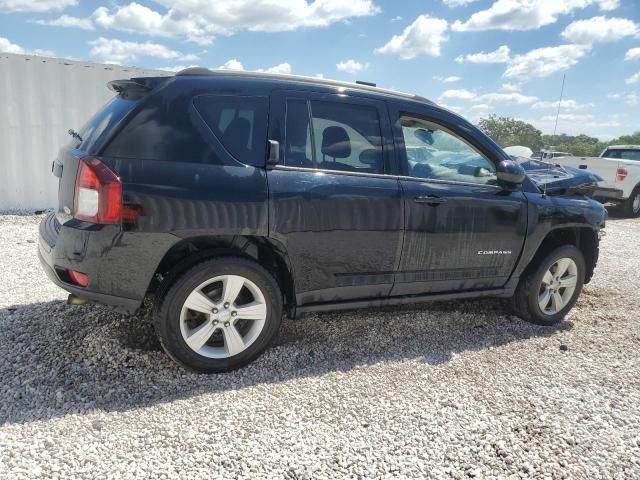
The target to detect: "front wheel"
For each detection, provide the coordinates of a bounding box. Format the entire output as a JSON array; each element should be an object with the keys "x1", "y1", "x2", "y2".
[
  {"x1": 154, "y1": 257, "x2": 283, "y2": 373},
  {"x1": 511, "y1": 245, "x2": 585, "y2": 326}
]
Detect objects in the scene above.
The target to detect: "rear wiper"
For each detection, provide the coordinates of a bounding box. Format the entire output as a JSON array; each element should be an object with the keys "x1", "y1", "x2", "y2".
[{"x1": 68, "y1": 128, "x2": 83, "y2": 142}]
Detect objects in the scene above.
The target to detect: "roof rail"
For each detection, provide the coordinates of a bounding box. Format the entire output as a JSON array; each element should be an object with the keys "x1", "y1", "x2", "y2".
[{"x1": 174, "y1": 67, "x2": 432, "y2": 104}]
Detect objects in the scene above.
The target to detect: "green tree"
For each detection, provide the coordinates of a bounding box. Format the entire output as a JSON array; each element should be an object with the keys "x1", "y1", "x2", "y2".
[{"x1": 477, "y1": 115, "x2": 543, "y2": 150}]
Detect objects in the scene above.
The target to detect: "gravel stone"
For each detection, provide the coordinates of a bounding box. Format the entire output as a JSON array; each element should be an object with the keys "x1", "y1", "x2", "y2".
[{"x1": 1, "y1": 213, "x2": 639, "y2": 479}]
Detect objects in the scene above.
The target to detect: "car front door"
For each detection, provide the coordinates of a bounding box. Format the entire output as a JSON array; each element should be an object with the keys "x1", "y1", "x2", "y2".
[
  {"x1": 267, "y1": 90, "x2": 403, "y2": 305},
  {"x1": 389, "y1": 103, "x2": 528, "y2": 296}
]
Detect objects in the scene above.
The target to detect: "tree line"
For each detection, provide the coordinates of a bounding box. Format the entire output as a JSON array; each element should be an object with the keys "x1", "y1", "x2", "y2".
[{"x1": 477, "y1": 115, "x2": 640, "y2": 157}]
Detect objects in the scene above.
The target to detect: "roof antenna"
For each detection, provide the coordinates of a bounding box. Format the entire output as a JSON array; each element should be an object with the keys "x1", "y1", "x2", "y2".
[{"x1": 544, "y1": 74, "x2": 566, "y2": 198}]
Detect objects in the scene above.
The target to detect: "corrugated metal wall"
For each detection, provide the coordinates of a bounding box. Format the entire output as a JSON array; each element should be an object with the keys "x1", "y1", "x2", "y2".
[{"x1": 0, "y1": 53, "x2": 169, "y2": 211}]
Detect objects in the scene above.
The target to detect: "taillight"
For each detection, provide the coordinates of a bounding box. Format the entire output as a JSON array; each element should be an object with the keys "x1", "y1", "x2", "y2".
[
  {"x1": 67, "y1": 269, "x2": 89, "y2": 287},
  {"x1": 616, "y1": 167, "x2": 628, "y2": 182},
  {"x1": 73, "y1": 157, "x2": 122, "y2": 224}
]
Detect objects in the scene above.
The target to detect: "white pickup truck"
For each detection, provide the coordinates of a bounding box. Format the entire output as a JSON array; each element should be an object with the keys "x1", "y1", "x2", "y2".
[{"x1": 553, "y1": 145, "x2": 640, "y2": 217}]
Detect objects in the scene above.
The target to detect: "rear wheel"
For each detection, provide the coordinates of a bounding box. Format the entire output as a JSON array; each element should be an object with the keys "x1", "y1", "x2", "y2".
[
  {"x1": 512, "y1": 245, "x2": 585, "y2": 326},
  {"x1": 154, "y1": 257, "x2": 283, "y2": 373},
  {"x1": 622, "y1": 186, "x2": 640, "y2": 218}
]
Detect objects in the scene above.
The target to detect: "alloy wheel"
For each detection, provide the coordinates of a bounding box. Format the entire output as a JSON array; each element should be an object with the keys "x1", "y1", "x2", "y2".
[
  {"x1": 179, "y1": 275, "x2": 267, "y2": 358},
  {"x1": 538, "y1": 257, "x2": 578, "y2": 315}
]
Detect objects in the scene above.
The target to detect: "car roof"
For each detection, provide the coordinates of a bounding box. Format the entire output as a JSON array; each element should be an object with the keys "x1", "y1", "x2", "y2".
[
  {"x1": 607, "y1": 145, "x2": 640, "y2": 150},
  {"x1": 174, "y1": 67, "x2": 434, "y2": 106}
]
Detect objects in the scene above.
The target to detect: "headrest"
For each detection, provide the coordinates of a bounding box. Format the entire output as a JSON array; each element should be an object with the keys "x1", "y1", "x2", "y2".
[
  {"x1": 359, "y1": 148, "x2": 382, "y2": 166},
  {"x1": 321, "y1": 126, "x2": 351, "y2": 159}
]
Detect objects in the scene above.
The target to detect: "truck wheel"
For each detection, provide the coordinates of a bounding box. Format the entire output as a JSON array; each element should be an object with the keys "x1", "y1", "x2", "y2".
[
  {"x1": 511, "y1": 245, "x2": 585, "y2": 326},
  {"x1": 154, "y1": 257, "x2": 283, "y2": 373},
  {"x1": 622, "y1": 186, "x2": 640, "y2": 218}
]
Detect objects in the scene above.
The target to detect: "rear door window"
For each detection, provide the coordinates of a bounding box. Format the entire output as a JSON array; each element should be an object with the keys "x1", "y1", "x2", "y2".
[{"x1": 194, "y1": 95, "x2": 269, "y2": 166}]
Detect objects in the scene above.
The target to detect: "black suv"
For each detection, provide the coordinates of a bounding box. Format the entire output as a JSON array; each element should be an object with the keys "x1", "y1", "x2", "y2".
[{"x1": 39, "y1": 69, "x2": 606, "y2": 372}]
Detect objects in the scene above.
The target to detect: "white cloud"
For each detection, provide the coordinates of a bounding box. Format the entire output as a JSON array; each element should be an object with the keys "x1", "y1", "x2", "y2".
[
  {"x1": 540, "y1": 113, "x2": 595, "y2": 122},
  {"x1": 217, "y1": 59, "x2": 244, "y2": 70},
  {"x1": 0, "y1": 0, "x2": 75, "y2": 12},
  {"x1": 433, "y1": 75, "x2": 462, "y2": 83},
  {"x1": 561, "y1": 16, "x2": 640, "y2": 44},
  {"x1": 501, "y1": 82, "x2": 521, "y2": 92},
  {"x1": 336, "y1": 59, "x2": 368, "y2": 73},
  {"x1": 455, "y1": 45, "x2": 510, "y2": 63},
  {"x1": 0, "y1": 36, "x2": 54, "y2": 56},
  {"x1": 626, "y1": 72, "x2": 640, "y2": 85},
  {"x1": 442, "y1": 0, "x2": 480, "y2": 6},
  {"x1": 471, "y1": 103, "x2": 490, "y2": 110},
  {"x1": 391, "y1": 15, "x2": 402, "y2": 22},
  {"x1": 626, "y1": 48, "x2": 640, "y2": 61},
  {"x1": 608, "y1": 91, "x2": 638, "y2": 105},
  {"x1": 438, "y1": 89, "x2": 537, "y2": 105},
  {"x1": 89, "y1": 37, "x2": 198, "y2": 64},
  {"x1": 529, "y1": 113, "x2": 624, "y2": 138},
  {"x1": 452, "y1": 0, "x2": 618, "y2": 32},
  {"x1": 257, "y1": 62, "x2": 292, "y2": 74},
  {"x1": 504, "y1": 44, "x2": 591, "y2": 80},
  {"x1": 375, "y1": 15, "x2": 448, "y2": 59},
  {"x1": 80, "y1": 0, "x2": 380, "y2": 45},
  {"x1": 35, "y1": 14, "x2": 93, "y2": 30},
  {"x1": 532, "y1": 99, "x2": 594, "y2": 110}
]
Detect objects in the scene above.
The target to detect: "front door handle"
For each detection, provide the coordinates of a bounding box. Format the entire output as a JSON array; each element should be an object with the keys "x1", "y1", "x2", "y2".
[{"x1": 414, "y1": 195, "x2": 447, "y2": 206}]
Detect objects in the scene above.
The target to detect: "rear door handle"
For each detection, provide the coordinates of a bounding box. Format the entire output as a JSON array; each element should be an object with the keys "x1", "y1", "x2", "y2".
[
  {"x1": 579, "y1": 164, "x2": 588, "y2": 169},
  {"x1": 414, "y1": 195, "x2": 447, "y2": 205}
]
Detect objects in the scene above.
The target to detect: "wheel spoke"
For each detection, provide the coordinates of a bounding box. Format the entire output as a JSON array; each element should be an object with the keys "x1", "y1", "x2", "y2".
[
  {"x1": 551, "y1": 292, "x2": 565, "y2": 312},
  {"x1": 555, "y1": 258, "x2": 571, "y2": 277},
  {"x1": 542, "y1": 270, "x2": 553, "y2": 286},
  {"x1": 559, "y1": 274, "x2": 577, "y2": 288},
  {"x1": 185, "y1": 321, "x2": 217, "y2": 352},
  {"x1": 222, "y1": 324, "x2": 245, "y2": 356},
  {"x1": 222, "y1": 275, "x2": 245, "y2": 306},
  {"x1": 539, "y1": 288, "x2": 552, "y2": 311},
  {"x1": 234, "y1": 301, "x2": 267, "y2": 321},
  {"x1": 184, "y1": 290, "x2": 216, "y2": 315}
]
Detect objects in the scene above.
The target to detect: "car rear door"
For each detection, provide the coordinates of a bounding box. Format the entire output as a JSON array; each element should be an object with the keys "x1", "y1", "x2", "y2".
[
  {"x1": 388, "y1": 102, "x2": 528, "y2": 296},
  {"x1": 267, "y1": 90, "x2": 403, "y2": 305}
]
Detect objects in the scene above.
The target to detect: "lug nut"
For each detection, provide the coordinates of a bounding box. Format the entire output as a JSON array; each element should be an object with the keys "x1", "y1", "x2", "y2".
[
  {"x1": 224, "y1": 321, "x2": 230, "y2": 327},
  {"x1": 212, "y1": 308, "x2": 218, "y2": 314},
  {"x1": 212, "y1": 320, "x2": 218, "y2": 325},
  {"x1": 224, "y1": 302, "x2": 230, "y2": 308},
  {"x1": 231, "y1": 311, "x2": 237, "y2": 317}
]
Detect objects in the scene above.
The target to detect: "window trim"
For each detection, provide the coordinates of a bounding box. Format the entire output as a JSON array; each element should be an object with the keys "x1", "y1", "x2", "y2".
[{"x1": 272, "y1": 163, "x2": 399, "y2": 180}]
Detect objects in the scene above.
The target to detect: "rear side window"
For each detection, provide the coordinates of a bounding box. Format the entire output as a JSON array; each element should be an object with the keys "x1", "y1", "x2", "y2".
[
  {"x1": 77, "y1": 97, "x2": 136, "y2": 152},
  {"x1": 284, "y1": 98, "x2": 384, "y2": 174},
  {"x1": 194, "y1": 95, "x2": 268, "y2": 166},
  {"x1": 103, "y1": 95, "x2": 218, "y2": 164},
  {"x1": 603, "y1": 149, "x2": 640, "y2": 161}
]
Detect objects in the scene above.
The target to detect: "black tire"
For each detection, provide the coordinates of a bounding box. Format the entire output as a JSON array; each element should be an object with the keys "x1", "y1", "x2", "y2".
[
  {"x1": 154, "y1": 257, "x2": 283, "y2": 373},
  {"x1": 511, "y1": 245, "x2": 585, "y2": 326},
  {"x1": 622, "y1": 186, "x2": 640, "y2": 218}
]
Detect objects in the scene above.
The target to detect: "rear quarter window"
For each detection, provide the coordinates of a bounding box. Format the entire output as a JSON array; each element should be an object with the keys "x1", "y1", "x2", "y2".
[{"x1": 194, "y1": 95, "x2": 268, "y2": 167}]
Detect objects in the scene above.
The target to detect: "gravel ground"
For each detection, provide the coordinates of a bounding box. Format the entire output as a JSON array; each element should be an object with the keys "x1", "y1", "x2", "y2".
[{"x1": 0, "y1": 213, "x2": 639, "y2": 479}]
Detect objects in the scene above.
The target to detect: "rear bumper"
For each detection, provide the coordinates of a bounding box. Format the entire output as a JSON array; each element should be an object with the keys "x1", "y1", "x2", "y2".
[
  {"x1": 38, "y1": 212, "x2": 171, "y2": 314},
  {"x1": 593, "y1": 187, "x2": 624, "y2": 201},
  {"x1": 38, "y1": 248, "x2": 141, "y2": 313}
]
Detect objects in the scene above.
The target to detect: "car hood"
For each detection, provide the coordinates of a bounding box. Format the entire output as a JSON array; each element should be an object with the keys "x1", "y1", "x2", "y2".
[{"x1": 519, "y1": 159, "x2": 603, "y2": 197}]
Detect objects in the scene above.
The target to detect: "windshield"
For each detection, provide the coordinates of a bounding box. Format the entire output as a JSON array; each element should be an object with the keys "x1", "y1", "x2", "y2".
[{"x1": 602, "y1": 148, "x2": 640, "y2": 161}]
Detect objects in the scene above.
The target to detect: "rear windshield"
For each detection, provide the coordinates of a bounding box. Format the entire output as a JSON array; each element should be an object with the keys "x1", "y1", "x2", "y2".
[
  {"x1": 603, "y1": 149, "x2": 640, "y2": 161},
  {"x1": 76, "y1": 97, "x2": 137, "y2": 152}
]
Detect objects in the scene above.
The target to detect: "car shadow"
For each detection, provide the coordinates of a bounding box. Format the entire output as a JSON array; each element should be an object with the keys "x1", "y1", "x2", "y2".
[{"x1": 0, "y1": 297, "x2": 572, "y2": 426}]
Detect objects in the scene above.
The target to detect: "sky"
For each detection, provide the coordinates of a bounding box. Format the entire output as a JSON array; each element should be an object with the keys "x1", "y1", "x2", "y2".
[{"x1": 0, "y1": 0, "x2": 638, "y2": 140}]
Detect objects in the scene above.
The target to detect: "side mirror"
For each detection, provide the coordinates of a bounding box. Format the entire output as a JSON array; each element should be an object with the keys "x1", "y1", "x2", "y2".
[
  {"x1": 267, "y1": 139, "x2": 280, "y2": 168},
  {"x1": 496, "y1": 159, "x2": 526, "y2": 188}
]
